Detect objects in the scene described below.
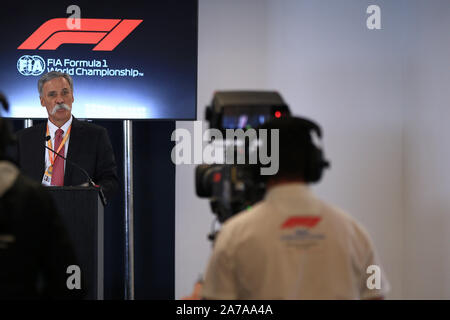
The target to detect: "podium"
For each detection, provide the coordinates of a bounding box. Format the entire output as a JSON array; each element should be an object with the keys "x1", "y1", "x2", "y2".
[{"x1": 47, "y1": 186, "x2": 104, "y2": 300}]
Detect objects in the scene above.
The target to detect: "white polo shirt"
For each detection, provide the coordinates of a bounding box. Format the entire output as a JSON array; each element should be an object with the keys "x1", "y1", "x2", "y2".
[{"x1": 202, "y1": 183, "x2": 390, "y2": 300}]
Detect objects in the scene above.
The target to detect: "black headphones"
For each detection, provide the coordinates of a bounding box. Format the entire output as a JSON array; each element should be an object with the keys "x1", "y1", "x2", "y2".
[
  {"x1": 299, "y1": 117, "x2": 330, "y2": 183},
  {"x1": 0, "y1": 93, "x2": 15, "y2": 157},
  {"x1": 258, "y1": 116, "x2": 330, "y2": 184}
]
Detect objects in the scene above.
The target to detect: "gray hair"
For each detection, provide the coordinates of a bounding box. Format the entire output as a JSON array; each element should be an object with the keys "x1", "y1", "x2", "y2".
[{"x1": 38, "y1": 71, "x2": 74, "y2": 97}]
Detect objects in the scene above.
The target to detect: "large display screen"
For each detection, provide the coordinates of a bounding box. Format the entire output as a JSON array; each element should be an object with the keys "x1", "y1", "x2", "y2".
[{"x1": 0, "y1": 1, "x2": 197, "y2": 120}]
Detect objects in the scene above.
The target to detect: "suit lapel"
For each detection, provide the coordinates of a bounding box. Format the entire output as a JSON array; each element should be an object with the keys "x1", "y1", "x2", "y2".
[
  {"x1": 64, "y1": 117, "x2": 84, "y2": 185},
  {"x1": 33, "y1": 123, "x2": 46, "y2": 181}
]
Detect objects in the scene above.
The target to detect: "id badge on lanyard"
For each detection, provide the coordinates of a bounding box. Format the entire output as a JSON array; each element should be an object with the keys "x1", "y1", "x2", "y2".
[{"x1": 42, "y1": 165, "x2": 53, "y2": 186}]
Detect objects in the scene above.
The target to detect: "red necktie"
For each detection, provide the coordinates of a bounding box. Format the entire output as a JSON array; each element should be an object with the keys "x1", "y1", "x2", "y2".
[{"x1": 51, "y1": 128, "x2": 65, "y2": 186}]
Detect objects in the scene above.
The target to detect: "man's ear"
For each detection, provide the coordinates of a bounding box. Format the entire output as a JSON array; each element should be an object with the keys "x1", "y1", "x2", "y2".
[{"x1": 40, "y1": 96, "x2": 45, "y2": 107}]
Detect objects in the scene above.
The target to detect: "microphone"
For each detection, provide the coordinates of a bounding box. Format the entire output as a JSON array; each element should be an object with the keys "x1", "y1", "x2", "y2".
[
  {"x1": 45, "y1": 135, "x2": 107, "y2": 206},
  {"x1": 0, "y1": 93, "x2": 9, "y2": 111}
]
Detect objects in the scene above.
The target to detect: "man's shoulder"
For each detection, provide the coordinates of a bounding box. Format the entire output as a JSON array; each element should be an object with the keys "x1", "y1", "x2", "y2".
[
  {"x1": 16, "y1": 121, "x2": 46, "y2": 139},
  {"x1": 4, "y1": 171, "x2": 51, "y2": 203},
  {"x1": 317, "y1": 199, "x2": 354, "y2": 224},
  {"x1": 72, "y1": 118, "x2": 107, "y2": 133},
  {"x1": 219, "y1": 202, "x2": 266, "y2": 238},
  {"x1": 71, "y1": 118, "x2": 110, "y2": 144},
  {"x1": 320, "y1": 200, "x2": 374, "y2": 244}
]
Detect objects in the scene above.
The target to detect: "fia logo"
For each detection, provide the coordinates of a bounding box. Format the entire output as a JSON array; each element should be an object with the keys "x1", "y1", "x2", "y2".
[{"x1": 17, "y1": 55, "x2": 46, "y2": 76}]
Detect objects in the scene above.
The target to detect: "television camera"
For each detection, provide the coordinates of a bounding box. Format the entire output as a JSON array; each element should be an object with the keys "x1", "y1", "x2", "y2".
[{"x1": 195, "y1": 91, "x2": 291, "y2": 240}]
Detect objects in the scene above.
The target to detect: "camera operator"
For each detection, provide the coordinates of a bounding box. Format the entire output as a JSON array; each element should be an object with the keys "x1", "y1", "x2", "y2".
[
  {"x1": 201, "y1": 116, "x2": 390, "y2": 300},
  {"x1": 0, "y1": 93, "x2": 82, "y2": 299}
]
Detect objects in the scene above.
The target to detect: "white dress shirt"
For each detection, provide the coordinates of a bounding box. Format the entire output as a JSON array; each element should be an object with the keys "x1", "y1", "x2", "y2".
[{"x1": 42, "y1": 115, "x2": 73, "y2": 185}]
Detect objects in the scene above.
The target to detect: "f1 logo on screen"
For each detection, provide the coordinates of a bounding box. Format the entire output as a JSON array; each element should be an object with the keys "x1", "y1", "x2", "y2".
[{"x1": 17, "y1": 18, "x2": 143, "y2": 51}]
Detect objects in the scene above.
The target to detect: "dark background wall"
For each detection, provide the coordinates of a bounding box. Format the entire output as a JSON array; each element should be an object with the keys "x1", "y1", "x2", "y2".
[{"x1": 10, "y1": 119, "x2": 175, "y2": 299}]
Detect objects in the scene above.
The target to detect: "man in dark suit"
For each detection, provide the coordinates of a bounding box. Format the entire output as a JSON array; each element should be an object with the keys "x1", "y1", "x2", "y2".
[{"x1": 15, "y1": 71, "x2": 118, "y2": 202}]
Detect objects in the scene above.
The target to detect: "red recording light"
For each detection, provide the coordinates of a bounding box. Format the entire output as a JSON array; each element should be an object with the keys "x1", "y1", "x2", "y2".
[
  {"x1": 274, "y1": 111, "x2": 281, "y2": 118},
  {"x1": 213, "y1": 172, "x2": 222, "y2": 183}
]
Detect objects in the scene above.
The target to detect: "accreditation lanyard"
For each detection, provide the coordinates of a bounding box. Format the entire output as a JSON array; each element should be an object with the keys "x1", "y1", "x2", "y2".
[{"x1": 46, "y1": 124, "x2": 72, "y2": 170}]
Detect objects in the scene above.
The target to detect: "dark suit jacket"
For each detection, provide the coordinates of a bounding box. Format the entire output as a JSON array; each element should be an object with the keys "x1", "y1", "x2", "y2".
[
  {"x1": 16, "y1": 117, "x2": 119, "y2": 202},
  {"x1": 0, "y1": 170, "x2": 84, "y2": 299}
]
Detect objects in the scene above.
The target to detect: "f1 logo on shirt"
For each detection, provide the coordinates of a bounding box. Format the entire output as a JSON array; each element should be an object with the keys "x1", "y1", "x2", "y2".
[
  {"x1": 17, "y1": 18, "x2": 143, "y2": 51},
  {"x1": 280, "y1": 216, "x2": 325, "y2": 247},
  {"x1": 281, "y1": 216, "x2": 322, "y2": 229}
]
